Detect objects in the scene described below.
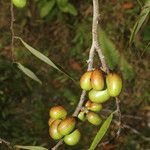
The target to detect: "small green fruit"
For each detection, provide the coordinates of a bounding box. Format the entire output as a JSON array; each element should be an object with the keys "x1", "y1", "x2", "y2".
[
  {"x1": 89, "y1": 89, "x2": 110, "y2": 103},
  {"x1": 12, "y1": 0, "x2": 27, "y2": 8},
  {"x1": 91, "y1": 69, "x2": 104, "y2": 90},
  {"x1": 64, "y1": 129, "x2": 81, "y2": 146},
  {"x1": 106, "y1": 73, "x2": 122, "y2": 97},
  {"x1": 87, "y1": 112, "x2": 102, "y2": 126},
  {"x1": 58, "y1": 117, "x2": 76, "y2": 136},
  {"x1": 49, "y1": 120, "x2": 63, "y2": 140},
  {"x1": 78, "y1": 111, "x2": 86, "y2": 121},
  {"x1": 85, "y1": 100, "x2": 102, "y2": 112},
  {"x1": 80, "y1": 71, "x2": 92, "y2": 90},
  {"x1": 49, "y1": 106, "x2": 67, "y2": 119}
]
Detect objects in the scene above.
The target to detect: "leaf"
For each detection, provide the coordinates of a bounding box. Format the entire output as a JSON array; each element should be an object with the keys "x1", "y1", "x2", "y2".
[
  {"x1": 89, "y1": 113, "x2": 113, "y2": 150},
  {"x1": 98, "y1": 28, "x2": 119, "y2": 70},
  {"x1": 66, "y1": 4, "x2": 78, "y2": 16},
  {"x1": 129, "y1": 0, "x2": 150, "y2": 43},
  {"x1": 56, "y1": 0, "x2": 68, "y2": 7},
  {"x1": 15, "y1": 145, "x2": 48, "y2": 150},
  {"x1": 17, "y1": 63, "x2": 42, "y2": 85},
  {"x1": 15, "y1": 37, "x2": 75, "y2": 82},
  {"x1": 40, "y1": 0, "x2": 55, "y2": 18}
]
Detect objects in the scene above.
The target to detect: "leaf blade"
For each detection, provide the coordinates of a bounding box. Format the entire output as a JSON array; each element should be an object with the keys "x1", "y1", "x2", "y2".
[
  {"x1": 89, "y1": 113, "x2": 113, "y2": 150},
  {"x1": 15, "y1": 145, "x2": 48, "y2": 150}
]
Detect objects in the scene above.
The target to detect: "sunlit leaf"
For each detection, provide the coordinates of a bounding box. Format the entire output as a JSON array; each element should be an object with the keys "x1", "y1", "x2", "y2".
[
  {"x1": 129, "y1": 0, "x2": 150, "y2": 43},
  {"x1": 98, "y1": 28, "x2": 119, "y2": 70},
  {"x1": 17, "y1": 63, "x2": 42, "y2": 84},
  {"x1": 89, "y1": 113, "x2": 113, "y2": 150},
  {"x1": 15, "y1": 145, "x2": 48, "y2": 150},
  {"x1": 40, "y1": 0, "x2": 55, "y2": 18},
  {"x1": 15, "y1": 37, "x2": 75, "y2": 82}
]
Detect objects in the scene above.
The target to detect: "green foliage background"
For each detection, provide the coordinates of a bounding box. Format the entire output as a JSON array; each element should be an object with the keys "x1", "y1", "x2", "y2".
[{"x1": 0, "y1": 0, "x2": 150, "y2": 149}]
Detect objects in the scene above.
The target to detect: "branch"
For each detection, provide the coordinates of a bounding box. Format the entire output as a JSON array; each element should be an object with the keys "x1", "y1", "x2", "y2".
[{"x1": 0, "y1": 138, "x2": 14, "y2": 150}]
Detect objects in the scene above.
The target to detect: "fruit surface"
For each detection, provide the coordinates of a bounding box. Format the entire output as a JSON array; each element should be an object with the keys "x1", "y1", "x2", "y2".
[
  {"x1": 58, "y1": 117, "x2": 76, "y2": 136},
  {"x1": 64, "y1": 129, "x2": 81, "y2": 146},
  {"x1": 49, "y1": 106, "x2": 67, "y2": 119},
  {"x1": 89, "y1": 89, "x2": 110, "y2": 103},
  {"x1": 106, "y1": 73, "x2": 122, "y2": 97},
  {"x1": 49, "y1": 120, "x2": 63, "y2": 140},
  {"x1": 78, "y1": 111, "x2": 86, "y2": 121},
  {"x1": 87, "y1": 112, "x2": 102, "y2": 126},
  {"x1": 85, "y1": 100, "x2": 102, "y2": 112},
  {"x1": 91, "y1": 69, "x2": 104, "y2": 90},
  {"x1": 80, "y1": 71, "x2": 92, "y2": 90},
  {"x1": 48, "y1": 118, "x2": 55, "y2": 126},
  {"x1": 12, "y1": 0, "x2": 27, "y2": 8}
]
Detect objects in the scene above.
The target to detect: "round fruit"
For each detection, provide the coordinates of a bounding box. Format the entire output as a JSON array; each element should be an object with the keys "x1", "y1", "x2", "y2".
[
  {"x1": 106, "y1": 73, "x2": 122, "y2": 97},
  {"x1": 91, "y1": 69, "x2": 104, "y2": 90},
  {"x1": 64, "y1": 129, "x2": 81, "y2": 146},
  {"x1": 49, "y1": 120, "x2": 63, "y2": 140},
  {"x1": 87, "y1": 112, "x2": 102, "y2": 126},
  {"x1": 89, "y1": 89, "x2": 110, "y2": 103},
  {"x1": 58, "y1": 117, "x2": 76, "y2": 136},
  {"x1": 80, "y1": 71, "x2": 92, "y2": 90},
  {"x1": 78, "y1": 111, "x2": 86, "y2": 121},
  {"x1": 49, "y1": 106, "x2": 67, "y2": 119},
  {"x1": 12, "y1": 0, "x2": 27, "y2": 8},
  {"x1": 85, "y1": 100, "x2": 102, "y2": 112},
  {"x1": 48, "y1": 118, "x2": 55, "y2": 126}
]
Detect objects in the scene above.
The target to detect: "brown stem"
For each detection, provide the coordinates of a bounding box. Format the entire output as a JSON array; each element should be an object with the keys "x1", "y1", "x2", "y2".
[{"x1": 0, "y1": 138, "x2": 14, "y2": 150}]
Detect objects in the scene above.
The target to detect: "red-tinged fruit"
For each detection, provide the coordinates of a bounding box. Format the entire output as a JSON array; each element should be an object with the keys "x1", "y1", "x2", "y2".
[
  {"x1": 85, "y1": 100, "x2": 102, "y2": 112},
  {"x1": 64, "y1": 129, "x2": 81, "y2": 146},
  {"x1": 106, "y1": 73, "x2": 122, "y2": 97},
  {"x1": 89, "y1": 89, "x2": 110, "y2": 103},
  {"x1": 49, "y1": 120, "x2": 63, "y2": 140},
  {"x1": 12, "y1": 0, "x2": 27, "y2": 8},
  {"x1": 58, "y1": 117, "x2": 76, "y2": 136},
  {"x1": 87, "y1": 112, "x2": 102, "y2": 126},
  {"x1": 48, "y1": 118, "x2": 55, "y2": 126},
  {"x1": 91, "y1": 69, "x2": 104, "y2": 90},
  {"x1": 49, "y1": 106, "x2": 67, "y2": 119},
  {"x1": 80, "y1": 71, "x2": 92, "y2": 90}
]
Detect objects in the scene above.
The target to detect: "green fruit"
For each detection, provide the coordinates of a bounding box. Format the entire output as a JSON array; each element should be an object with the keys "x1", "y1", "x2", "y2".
[
  {"x1": 49, "y1": 106, "x2": 67, "y2": 119},
  {"x1": 106, "y1": 73, "x2": 122, "y2": 97},
  {"x1": 85, "y1": 100, "x2": 102, "y2": 112},
  {"x1": 89, "y1": 89, "x2": 110, "y2": 103},
  {"x1": 80, "y1": 71, "x2": 92, "y2": 90},
  {"x1": 48, "y1": 118, "x2": 55, "y2": 126},
  {"x1": 91, "y1": 69, "x2": 104, "y2": 90},
  {"x1": 78, "y1": 111, "x2": 86, "y2": 121},
  {"x1": 58, "y1": 117, "x2": 76, "y2": 136},
  {"x1": 87, "y1": 112, "x2": 102, "y2": 126},
  {"x1": 64, "y1": 129, "x2": 81, "y2": 146},
  {"x1": 12, "y1": 0, "x2": 27, "y2": 8},
  {"x1": 49, "y1": 120, "x2": 63, "y2": 140}
]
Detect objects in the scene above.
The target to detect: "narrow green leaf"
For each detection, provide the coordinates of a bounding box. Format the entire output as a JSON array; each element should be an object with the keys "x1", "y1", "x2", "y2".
[
  {"x1": 15, "y1": 37, "x2": 75, "y2": 82},
  {"x1": 40, "y1": 0, "x2": 55, "y2": 18},
  {"x1": 15, "y1": 145, "x2": 48, "y2": 150},
  {"x1": 98, "y1": 28, "x2": 119, "y2": 70},
  {"x1": 56, "y1": 0, "x2": 68, "y2": 7},
  {"x1": 66, "y1": 4, "x2": 78, "y2": 16},
  {"x1": 89, "y1": 113, "x2": 113, "y2": 150},
  {"x1": 17, "y1": 63, "x2": 42, "y2": 85},
  {"x1": 129, "y1": 0, "x2": 150, "y2": 43}
]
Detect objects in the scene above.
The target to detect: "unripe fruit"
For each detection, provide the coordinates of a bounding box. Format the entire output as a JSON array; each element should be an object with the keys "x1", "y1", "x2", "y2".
[
  {"x1": 80, "y1": 71, "x2": 92, "y2": 90},
  {"x1": 85, "y1": 100, "x2": 102, "y2": 112},
  {"x1": 12, "y1": 0, "x2": 27, "y2": 8},
  {"x1": 78, "y1": 111, "x2": 86, "y2": 121},
  {"x1": 106, "y1": 73, "x2": 122, "y2": 97},
  {"x1": 64, "y1": 129, "x2": 81, "y2": 146},
  {"x1": 49, "y1": 120, "x2": 63, "y2": 140},
  {"x1": 58, "y1": 117, "x2": 76, "y2": 136},
  {"x1": 87, "y1": 112, "x2": 102, "y2": 126},
  {"x1": 91, "y1": 69, "x2": 104, "y2": 90},
  {"x1": 49, "y1": 106, "x2": 67, "y2": 119},
  {"x1": 48, "y1": 118, "x2": 55, "y2": 126},
  {"x1": 89, "y1": 89, "x2": 110, "y2": 103}
]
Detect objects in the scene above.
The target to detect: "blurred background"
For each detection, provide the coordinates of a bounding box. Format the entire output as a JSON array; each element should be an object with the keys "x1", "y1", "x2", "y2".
[{"x1": 0, "y1": 0, "x2": 150, "y2": 149}]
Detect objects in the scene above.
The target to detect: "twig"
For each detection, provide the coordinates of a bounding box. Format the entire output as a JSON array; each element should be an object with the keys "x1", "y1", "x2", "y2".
[
  {"x1": 0, "y1": 138, "x2": 14, "y2": 149},
  {"x1": 10, "y1": 0, "x2": 15, "y2": 62}
]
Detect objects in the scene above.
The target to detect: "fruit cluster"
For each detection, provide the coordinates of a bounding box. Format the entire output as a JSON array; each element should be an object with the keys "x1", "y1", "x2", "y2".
[
  {"x1": 48, "y1": 106, "x2": 81, "y2": 146},
  {"x1": 78, "y1": 70, "x2": 122, "y2": 125}
]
